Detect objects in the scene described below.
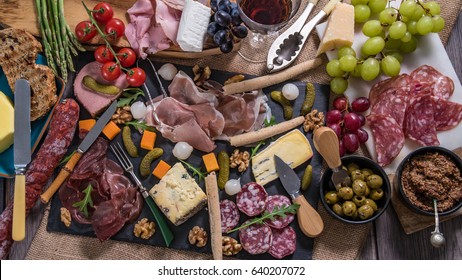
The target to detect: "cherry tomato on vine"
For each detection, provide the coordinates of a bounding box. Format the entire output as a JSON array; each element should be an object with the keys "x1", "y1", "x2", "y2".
[
  {"x1": 94, "y1": 45, "x2": 114, "y2": 63},
  {"x1": 75, "y1": 21, "x2": 96, "y2": 42},
  {"x1": 105, "y1": 18, "x2": 125, "y2": 40},
  {"x1": 126, "y1": 67, "x2": 146, "y2": 87},
  {"x1": 92, "y1": 2, "x2": 114, "y2": 24},
  {"x1": 101, "y1": 61, "x2": 121, "y2": 81},
  {"x1": 117, "y1": 48, "x2": 136, "y2": 68}
]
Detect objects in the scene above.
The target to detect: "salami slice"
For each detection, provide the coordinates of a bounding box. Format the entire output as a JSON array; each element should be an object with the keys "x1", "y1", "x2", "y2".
[
  {"x1": 263, "y1": 195, "x2": 295, "y2": 229},
  {"x1": 367, "y1": 114, "x2": 405, "y2": 166},
  {"x1": 220, "y1": 199, "x2": 240, "y2": 233},
  {"x1": 432, "y1": 96, "x2": 462, "y2": 131},
  {"x1": 239, "y1": 221, "x2": 272, "y2": 255},
  {"x1": 236, "y1": 182, "x2": 268, "y2": 217},
  {"x1": 370, "y1": 88, "x2": 409, "y2": 127},
  {"x1": 403, "y1": 94, "x2": 440, "y2": 146},
  {"x1": 369, "y1": 74, "x2": 411, "y2": 106},
  {"x1": 268, "y1": 226, "x2": 296, "y2": 259},
  {"x1": 410, "y1": 65, "x2": 454, "y2": 100}
]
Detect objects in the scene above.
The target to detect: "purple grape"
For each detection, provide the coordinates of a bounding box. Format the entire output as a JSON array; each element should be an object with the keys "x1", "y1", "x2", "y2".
[
  {"x1": 358, "y1": 114, "x2": 366, "y2": 126},
  {"x1": 339, "y1": 139, "x2": 345, "y2": 157},
  {"x1": 215, "y1": 10, "x2": 232, "y2": 27},
  {"x1": 356, "y1": 128, "x2": 369, "y2": 143},
  {"x1": 220, "y1": 39, "x2": 234, "y2": 53},
  {"x1": 351, "y1": 97, "x2": 371, "y2": 113},
  {"x1": 213, "y1": 29, "x2": 228, "y2": 45},
  {"x1": 207, "y1": 22, "x2": 222, "y2": 37},
  {"x1": 328, "y1": 123, "x2": 342, "y2": 139},
  {"x1": 231, "y1": 25, "x2": 248, "y2": 39},
  {"x1": 343, "y1": 133, "x2": 359, "y2": 153},
  {"x1": 230, "y1": 7, "x2": 242, "y2": 25},
  {"x1": 343, "y1": 112, "x2": 361, "y2": 132},
  {"x1": 333, "y1": 96, "x2": 348, "y2": 111},
  {"x1": 326, "y1": 109, "x2": 343, "y2": 125}
]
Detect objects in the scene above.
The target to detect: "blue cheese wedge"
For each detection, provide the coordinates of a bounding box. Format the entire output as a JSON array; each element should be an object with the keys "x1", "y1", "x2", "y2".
[
  {"x1": 176, "y1": 0, "x2": 211, "y2": 52},
  {"x1": 252, "y1": 129, "x2": 313, "y2": 186},
  {"x1": 149, "y1": 162, "x2": 207, "y2": 225}
]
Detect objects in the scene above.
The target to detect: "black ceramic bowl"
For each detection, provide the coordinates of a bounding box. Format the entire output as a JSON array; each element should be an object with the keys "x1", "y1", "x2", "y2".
[
  {"x1": 396, "y1": 146, "x2": 462, "y2": 216},
  {"x1": 320, "y1": 155, "x2": 391, "y2": 224}
]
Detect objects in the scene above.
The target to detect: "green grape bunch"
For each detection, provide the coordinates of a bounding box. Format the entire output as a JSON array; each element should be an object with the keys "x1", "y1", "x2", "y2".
[{"x1": 327, "y1": 0, "x2": 445, "y2": 95}]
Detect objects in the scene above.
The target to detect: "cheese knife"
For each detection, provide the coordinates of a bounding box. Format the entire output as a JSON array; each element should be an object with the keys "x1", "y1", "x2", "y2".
[
  {"x1": 40, "y1": 100, "x2": 118, "y2": 204},
  {"x1": 274, "y1": 155, "x2": 324, "y2": 238},
  {"x1": 12, "y1": 79, "x2": 31, "y2": 241}
]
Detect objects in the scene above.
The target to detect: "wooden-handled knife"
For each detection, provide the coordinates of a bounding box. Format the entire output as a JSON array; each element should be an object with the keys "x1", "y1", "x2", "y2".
[
  {"x1": 40, "y1": 100, "x2": 118, "y2": 204},
  {"x1": 12, "y1": 79, "x2": 31, "y2": 241}
]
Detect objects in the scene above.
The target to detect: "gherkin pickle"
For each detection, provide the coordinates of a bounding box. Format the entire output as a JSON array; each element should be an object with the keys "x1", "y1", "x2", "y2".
[
  {"x1": 364, "y1": 198, "x2": 378, "y2": 211},
  {"x1": 347, "y1": 163, "x2": 360, "y2": 174},
  {"x1": 217, "y1": 151, "x2": 230, "y2": 189},
  {"x1": 367, "y1": 174, "x2": 383, "y2": 189},
  {"x1": 139, "y1": 148, "x2": 163, "y2": 177},
  {"x1": 122, "y1": 126, "x2": 139, "y2": 157},
  {"x1": 271, "y1": 90, "x2": 293, "y2": 120},
  {"x1": 301, "y1": 164, "x2": 313, "y2": 191},
  {"x1": 324, "y1": 191, "x2": 339, "y2": 205},
  {"x1": 350, "y1": 169, "x2": 365, "y2": 181},
  {"x1": 358, "y1": 205, "x2": 374, "y2": 220},
  {"x1": 369, "y1": 188, "x2": 384, "y2": 200},
  {"x1": 352, "y1": 195, "x2": 367, "y2": 207},
  {"x1": 332, "y1": 203, "x2": 343, "y2": 216},
  {"x1": 352, "y1": 179, "x2": 368, "y2": 196},
  {"x1": 338, "y1": 187, "x2": 354, "y2": 200},
  {"x1": 300, "y1": 82, "x2": 315, "y2": 115},
  {"x1": 342, "y1": 201, "x2": 357, "y2": 216}
]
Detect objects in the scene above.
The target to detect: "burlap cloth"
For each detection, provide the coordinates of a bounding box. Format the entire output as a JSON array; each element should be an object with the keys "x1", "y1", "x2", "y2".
[{"x1": 25, "y1": 0, "x2": 462, "y2": 260}]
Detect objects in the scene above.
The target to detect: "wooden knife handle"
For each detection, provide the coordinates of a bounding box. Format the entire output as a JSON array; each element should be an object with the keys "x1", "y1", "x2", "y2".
[
  {"x1": 313, "y1": 127, "x2": 341, "y2": 169},
  {"x1": 293, "y1": 195, "x2": 324, "y2": 238},
  {"x1": 12, "y1": 174, "x2": 26, "y2": 241},
  {"x1": 40, "y1": 152, "x2": 82, "y2": 204}
]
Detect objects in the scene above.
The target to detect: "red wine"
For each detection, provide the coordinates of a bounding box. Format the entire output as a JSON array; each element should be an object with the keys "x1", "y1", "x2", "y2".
[{"x1": 240, "y1": 0, "x2": 292, "y2": 25}]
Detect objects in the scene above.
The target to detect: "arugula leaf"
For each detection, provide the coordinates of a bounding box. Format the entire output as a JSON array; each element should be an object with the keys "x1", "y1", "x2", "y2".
[
  {"x1": 125, "y1": 120, "x2": 156, "y2": 132},
  {"x1": 227, "y1": 203, "x2": 300, "y2": 233},
  {"x1": 117, "y1": 88, "x2": 144, "y2": 107},
  {"x1": 59, "y1": 150, "x2": 76, "y2": 165},
  {"x1": 72, "y1": 184, "x2": 94, "y2": 218},
  {"x1": 250, "y1": 116, "x2": 277, "y2": 158},
  {"x1": 178, "y1": 159, "x2": 206, "y2": 181},
  {"x1": 264, "y1": 115, "x2": 276, "y2": 127}
]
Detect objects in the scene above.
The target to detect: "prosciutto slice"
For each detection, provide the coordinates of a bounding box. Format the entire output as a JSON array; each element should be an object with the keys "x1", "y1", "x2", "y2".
[{"x1": 59, "y1": 137, "x2": 143, "y2": 241}]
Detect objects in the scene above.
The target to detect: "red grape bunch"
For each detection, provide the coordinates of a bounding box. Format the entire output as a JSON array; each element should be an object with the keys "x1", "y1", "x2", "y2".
[{"x1": 326, "y1": 96, "x2": 371, "y2": 156}]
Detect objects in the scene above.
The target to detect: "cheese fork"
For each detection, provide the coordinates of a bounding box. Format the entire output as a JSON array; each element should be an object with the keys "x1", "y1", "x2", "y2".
[{"x1": 110, "y1": 143, "x2": 174, "y2": 247}]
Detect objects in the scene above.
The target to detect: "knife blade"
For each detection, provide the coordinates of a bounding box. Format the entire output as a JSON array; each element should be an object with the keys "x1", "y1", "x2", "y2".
[
  {"x1": 12, "y1": 79, "x2": 31, "y2": 241},
  {"x1": 274, "y1": 155, "x2": 324, "y2": 238},
  {"x1": 40, "y1": 100, "x2": 118, "y2": 204}
]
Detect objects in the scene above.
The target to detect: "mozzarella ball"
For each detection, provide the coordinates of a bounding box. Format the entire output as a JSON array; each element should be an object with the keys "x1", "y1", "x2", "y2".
[
  {"x1": 172, "y1": 142, "x2": 194, "y2": 160},
  {"x1": 282, "y1": 83, "x2": 300, "y2": 100}
]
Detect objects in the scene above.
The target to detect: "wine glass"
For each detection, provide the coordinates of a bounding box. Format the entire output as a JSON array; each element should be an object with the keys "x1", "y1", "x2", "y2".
[{"x1": 237, "y1": 0, "x2": 301, "y2": 48}]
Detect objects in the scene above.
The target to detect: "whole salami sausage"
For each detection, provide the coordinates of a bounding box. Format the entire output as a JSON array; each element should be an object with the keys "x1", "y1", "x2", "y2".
[{"x1": 0, "y1": 99, "x2": 79, "y2": 259}]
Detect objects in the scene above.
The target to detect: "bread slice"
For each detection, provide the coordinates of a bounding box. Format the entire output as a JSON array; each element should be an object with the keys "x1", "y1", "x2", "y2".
[{"x1": 0, "y1": 28, "x2": 57, "y2": 121}]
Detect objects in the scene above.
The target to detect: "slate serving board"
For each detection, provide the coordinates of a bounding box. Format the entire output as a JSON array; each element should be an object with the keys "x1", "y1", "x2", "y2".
[{"x1": 46, "y1": 51, "x2": 329, "y2": 260}]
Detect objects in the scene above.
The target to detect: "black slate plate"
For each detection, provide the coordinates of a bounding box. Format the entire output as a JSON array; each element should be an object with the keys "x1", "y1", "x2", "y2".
[{"x1": 46, "y1": 51, "x2": 329, "y2": 260}]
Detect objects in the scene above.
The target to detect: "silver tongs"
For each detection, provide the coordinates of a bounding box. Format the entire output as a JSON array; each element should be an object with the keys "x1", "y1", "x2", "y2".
[{"x1": 267, "y1": 0, "x2": 340, "y2": 73}]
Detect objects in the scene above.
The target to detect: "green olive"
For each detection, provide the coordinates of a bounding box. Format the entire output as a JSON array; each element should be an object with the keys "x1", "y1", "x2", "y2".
[
  {"x1": 361, "y1": 168, "x2": 374, "y2": 178},
  {"x1": 347, "y1": 162, "x2": 360, "y2": 174},
  {"x1": 324, "y1": 191, "x2": 339, "y2": 205},
  {"x1": 358, "y1": 205, "x2": 374, "y2": 220},
  {"x1": 369, "y1": 188, "x2": 384, "y2": 200},
  {"x1": 367, "y1": 174, "x2": 383, "y2": 189},
  {"x1": 332, "y1": 203, "x2": 343, "y2": 216},
  {"x1": 364, "y1": 198, "x2": 378, "y2": 211},
  {"x1": 352, "y1": 179, "x2": 368, "y2": 196},
  {"x1": 342, "y1": 201, "x2": 357, "y2": 217},
  {"x1": 337, "y1": 187, "x2": 354, "y2": 200},
  {"x1": 364, "y1": 185, "x2": 371, "y2": 197},
  {"x1": 350, "y1": 169, "x2": 365, "y2": 181},
  {"x1": 352, "y1": 195, "x2": 367, "y2": 207}
]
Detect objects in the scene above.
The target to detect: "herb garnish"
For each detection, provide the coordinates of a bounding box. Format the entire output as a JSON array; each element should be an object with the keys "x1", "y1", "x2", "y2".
[
  {"x1": 125, "y1": 120, "x2": 156, "y2": 132},
  {"x1": 59, "y1": 150, "x2": 76, "y2": 165},
  {"x1": 178, "y1": 159, "x2": 206, "y2": 181},
  {"x1": 250, "y1": 116, "x2": 277, "y2": 158},
  {"x1": 72, "y1": 183, "x2": 94, "y2": 218},
  {"x1": 117, "y1": 88, "x2": 144, "y2": 107},
  {"x1": 227, "y1": 203, "x2": 300, "y2": 233}
]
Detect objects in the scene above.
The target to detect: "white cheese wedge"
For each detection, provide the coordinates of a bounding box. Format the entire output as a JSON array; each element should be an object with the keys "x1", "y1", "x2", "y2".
[
  {"x1": 251, "y1": 129, "x2": 313, "y2": 186},
  {"x1": 149, "y1": 162, "x2": 207, "y2": 225},
  {"x1": 176, "y1": 0, "x2": 211, "y2": 52},
  {"x1": 316, "y1": 2, "x2": 354, "y2": 56},
  {"x1": 0, "y1": 91, "x2": 14, "y2": 153}
]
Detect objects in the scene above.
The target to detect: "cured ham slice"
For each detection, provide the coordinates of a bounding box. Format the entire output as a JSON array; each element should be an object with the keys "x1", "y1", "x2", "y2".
[
  {"x1": 403, "y1": 94, "x2": 440, "y2": 146},
  {"x1": 410, "y1": 65, "x2": 454, "y2": 100},
  {"x1": 367, "y1": 114, "x2": 405, "y2": 167},
  {"x1": 168, "y1": 71, "x2": 218, "y2": 105},
  {"x1": 59, "y1": 137, "x2": 143, "y2": 241}
]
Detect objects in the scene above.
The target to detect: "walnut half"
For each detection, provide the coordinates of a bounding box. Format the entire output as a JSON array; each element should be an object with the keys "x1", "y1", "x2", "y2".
[
  {"x1": 133, "y1": 218, "x2": 156, "y2": 239},
  {"x1": 192, "y1": 65, "x2": 211, "y2": 86},
  {"x1": 188, "y1": 226, "x2": 208, "y2": 247},
  {"x1": 111, "y1": 105, "x2": 133, "y2": 125},
  {"x1": 60, "y1": 207, "x2": 71, "y2": 228},
  {"x1": 303, "y1": 109, "x2": 325, "y2": 132},
  {"x1": 229, "y1": 149, "x2": 250, "y2": 173},
  {"x1": 222, "y1": 236, "x2": 242, "y2": 256}
]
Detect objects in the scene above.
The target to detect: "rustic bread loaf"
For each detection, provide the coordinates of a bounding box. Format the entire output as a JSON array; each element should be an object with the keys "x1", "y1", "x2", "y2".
[{"x1": 0, "y1": 28, "x2": 57, "y2": 121}]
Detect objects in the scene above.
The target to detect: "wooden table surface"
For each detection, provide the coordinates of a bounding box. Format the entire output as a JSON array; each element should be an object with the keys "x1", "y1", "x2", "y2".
[{"x1": 1, "y1": 12, "x2": 462, "y2": 261}]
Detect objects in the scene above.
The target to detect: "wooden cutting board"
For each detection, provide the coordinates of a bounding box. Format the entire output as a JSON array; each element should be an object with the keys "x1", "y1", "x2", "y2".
[
  {"x1": 0, "y1": 0, "x2": 236, "y2": 58},
  {"x1": 390, "y1": 147, "x2": 462, "y2": 235}
]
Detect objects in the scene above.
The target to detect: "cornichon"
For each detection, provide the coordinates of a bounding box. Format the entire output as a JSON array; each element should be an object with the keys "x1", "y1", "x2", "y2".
[
  {"x1": 301, "y1": 164, "x2": 313, "y2": 191},
  {"x1": 270, "y1": 90, "x2": 293, "y2": 120},
  {"x1": 83, "y1": 75, "x2": 120, "y2": 95},
  {"x1": 301, "y1": 82, "x2": 315, "y2": 116},
  {"x1": 217, "y1": 151, "x2": 230, "y2": 189},
  {"x1": 139, "y1": 148, "x2": 164, "y2": 177},
  {"x1": 122, "y1": 126, "x2": 139, "y2": 157}
]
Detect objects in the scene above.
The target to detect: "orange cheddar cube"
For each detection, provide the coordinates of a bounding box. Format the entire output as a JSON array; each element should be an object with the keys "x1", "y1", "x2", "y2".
[
  {"x1": 102, "y1": 121, "x2": 121, "y2": 140},
  {"x1": 79, "y1": 119, "x2": 96, "y2": 132},
  {"x1": 152, "y1": 160, "x2": 172, "y2": 179},
  {"x1": 202, "y1": 152, "x2": 219, "y2": 173},
  {"x1": 140, "y1": 130, "x2": 157, "y2": 150}
]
